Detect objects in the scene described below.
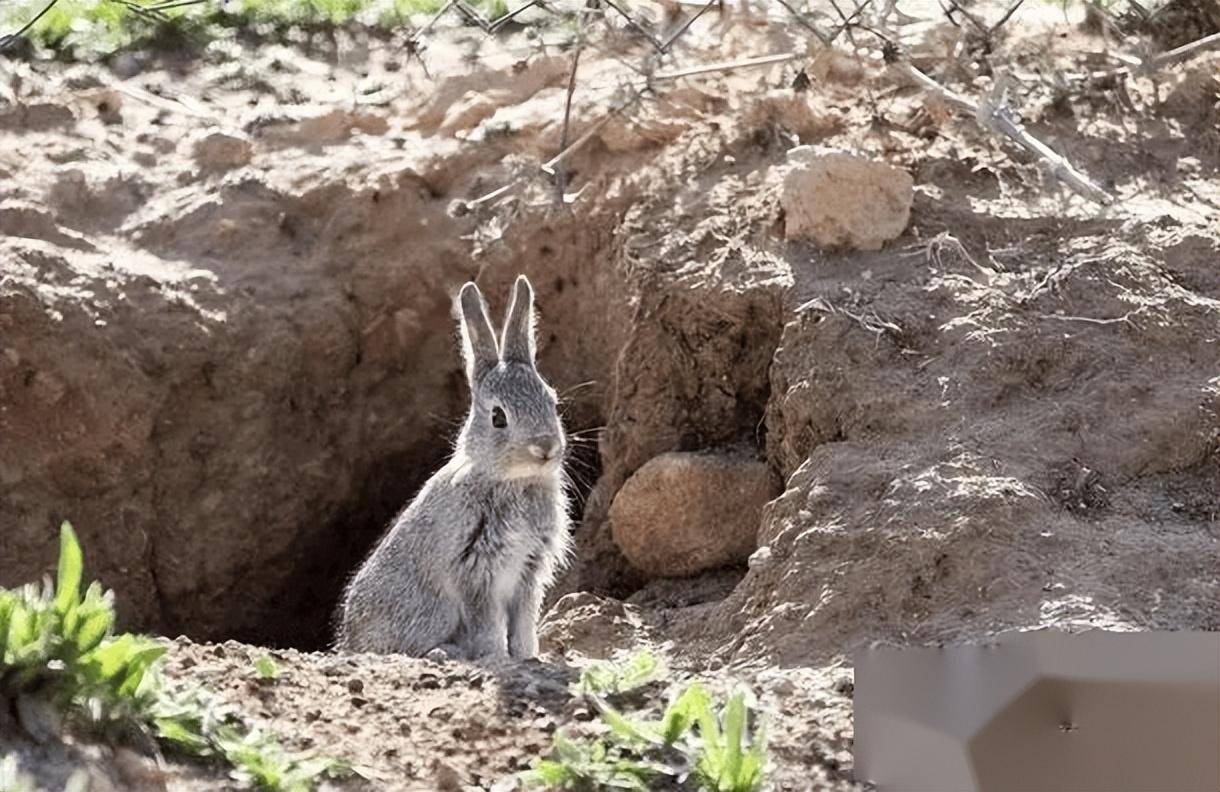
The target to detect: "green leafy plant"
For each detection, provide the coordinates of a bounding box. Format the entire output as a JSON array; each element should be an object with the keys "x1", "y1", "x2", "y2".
[
  {"x1": 528, "y1": 653, "x2": 767, "y2": 792},
  {"x1": 690, "y1": 689, "x2": 766, "y2": 792},
  {"x1": 0, "y1": 0, "x2": 525, "y2": 57},
  {"x1": 153, "y1": 681, "x2": 354, "y2": 790},
  {"x1": 576, "y1": 650, "x2": 665, "y2": 697},
  {"x1": 254, "y1": 654, "x2": 281, "y2": 682},
  {"x1": 528, "y1": 733, "x2": 667, "y2": 791},
  {"x1": 0, "y1": 523, "x2": 164, "y2": 727},
  {"x1": 0, "y1": 522, "x2": 350, "y2": 792}
]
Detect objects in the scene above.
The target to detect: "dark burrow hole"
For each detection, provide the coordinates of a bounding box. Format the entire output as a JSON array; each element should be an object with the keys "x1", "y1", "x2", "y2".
[{"x1": 222, "y1": 426, "x2": 605, "y2": 651}]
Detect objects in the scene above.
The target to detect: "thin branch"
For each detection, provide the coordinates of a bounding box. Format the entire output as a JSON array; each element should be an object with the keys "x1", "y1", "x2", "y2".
[
  {"x1": 541, "y1": 87, "x2": 645, "y2": 175},
  {"x1": 896, "y1": 62, "x2": 1114, "y2": 205},
  {"x1": 108, "y1": 0, "x2": 170, "y2": 24},
  {"x1": 1093, "y1": 29, "x2": 1220, "y2": 81},
  {"x1": 771, "y1": 0, "x2": 832, "y2": 45},
  {"x1": 551, "y1": 0, "x2": 601, "y2": 205},
  {"x1": 1039, "y1": 305, "x2": 1148, "y2": 325},
  {"x1": 657, "y1": 0, "x2": 717, "y2": 52},
  {"x1": 468, "y1": 178, "x2": 522, "y2": 208},
  {"x1": 939, "y1": 0, "x2": 987, "y2": 34},
  {"x1": 488, "y1": 0, "x2": 543, "y2": 34},
  {"x1": 600, "y1": 0, "x2": 666, "y2": 50},
  {"x1": 1139, "y1": 30, "x2": 1220, "y2": 73},
  {"x1": 652, "y1": 51, "x2": 797, "y2": 81},
  {"x1": 411, "y1": 0, "x2": 456, "y2": 42},
  {"x1": 111, "y1": 82, "x2": 216, "y2": 119},
  {"x1": 827, "y1": 0, "x2": 874, "y2": 44},
  {"x1": 454, "y1": 0, "x2": 494, "y2": 31},
  {"x1": 141, "y1": 0, "x2": 209, "y2": 12},
  {"x1": 988, "y1": 0, "x2": 1026, "y2": 36},
  {"x1": 0, "y1": 0, "x2": 60, "y2": 52},
  {"x1": 554, "y1": 45, "x2": 583, "y2": 203}
]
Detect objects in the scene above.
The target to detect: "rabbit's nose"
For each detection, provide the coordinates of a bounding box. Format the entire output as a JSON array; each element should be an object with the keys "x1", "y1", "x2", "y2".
[{"x1": 528, "y1": 436, "x2": 561, "y2": 462}]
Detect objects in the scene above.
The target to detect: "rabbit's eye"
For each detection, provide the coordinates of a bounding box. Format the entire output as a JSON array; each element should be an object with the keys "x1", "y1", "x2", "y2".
[{"x1": 491, "y1": 406, "x2": 508, "y2": 429}]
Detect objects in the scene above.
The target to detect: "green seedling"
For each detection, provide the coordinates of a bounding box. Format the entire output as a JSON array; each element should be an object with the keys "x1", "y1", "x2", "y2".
[
  {"x1": 530, "y1": 652, "x2": 768, "y2": 792},
  {"x1": 0, "y1": 522, "x2": 350, "y2": 792},
  {"x1": 254, "y1": 654, "x2": 281, "y2": 682},
  {"x1": 576, "y1": 650, "x2": 665, "y2": 697}
]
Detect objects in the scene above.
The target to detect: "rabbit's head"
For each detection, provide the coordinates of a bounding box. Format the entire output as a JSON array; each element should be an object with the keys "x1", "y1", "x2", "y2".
[{"x1": 454, "y1": 275, "x2": 566, "y2": 480}]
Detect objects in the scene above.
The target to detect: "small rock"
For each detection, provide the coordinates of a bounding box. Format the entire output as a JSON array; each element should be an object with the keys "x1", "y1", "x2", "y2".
[
  {"x1": 435, "y1": 91, "x2": 503, "y2": 136},
  {"x1": 425, "y1": 646, "x2": 457, "y2": 663},
  {"x1": 769, "y1": 676, "x2": 797, "y2": 697},
  {"x1": 15, "y1": 692, "x2": 62, "y2": 743},
  {"x1": 0, "y1": 102, "x2": 76, "y2": 132},
  {"x1": 780, "y1": 146, "x2": 913, "y2": 250},
  {"x1": 347, "y1": 678, "x2": 364, "y2": 694},
  {"x1": 28, "y1": 371, "x2": 67, "y2": 405},
  {"x1": 539, "y1": 591, "x2": 652, "y2": 655},
  {"x1": 598, "y1": 103, "x2": 690, "y2": 153},
  {"x1": 748, "y1": 545, "x2": 774, "y2": 570},
  {"x1": 351, "y1": 111, "x2": 389, "y2": 136},
  {"x1": 433, "y1": 760, "x2": 468, "y2": 791},
  {"x1": 74, "y1": 87, "x2": 123, "y2": 124},
  {"x1": 112, "y1": 747, "x2": 168, "y2": 791},
  {"x1": 744, "y1": 90, "x2": 843, "y2": 141},
  {"x1": 609, "y1": 450, "x2": 781, "y2": 578},
  {"x1": 809, "y1": 47, "x2": 867, "y2": 85},
  {"x1": 191, "y1": 129, "x2": 253, "y2": 172},
  {"x1": 249, "y1": 106, "x2": 389, "y2": 147},
  {"x1": 110, "y1": 52, "x2": 146, "y2": 79}
]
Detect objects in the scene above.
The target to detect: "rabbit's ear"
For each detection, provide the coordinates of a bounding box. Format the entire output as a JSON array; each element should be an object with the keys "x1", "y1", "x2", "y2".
[
  {"x1": 457, "y1": 282, "x2": 499, "y2": 382},
  {"x1": 501, "y1": 275, "x2": 536, "y2": 366}
]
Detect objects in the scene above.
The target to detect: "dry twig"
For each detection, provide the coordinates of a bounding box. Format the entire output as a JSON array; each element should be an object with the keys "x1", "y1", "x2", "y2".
[
  {"x1": 1125, "y1": 30, "x2": 1220, "y2": 76},
  {"x1": 554, "y1": 44, "x2": 584, "y2": 202},
  {"x1": 541, "y1": 87, "x2": 646, "y2": 176},
  {"x1": 771, "y1": 0, "x2": 832, "y2": 45},
  {"x1": 896, "y1": 62, "x2": 1114, "y2": 206},
  {"x1": 987, "y1": 0, "x2": 1026, "y2": 36},
  {"x1": 1039, "y1": 305, "x2": 1148, "y2": 325},
  {"x1": 652, "y1": 50, "x2": 797, "y2": 81},
  {"x1": 0, "y1": 0, "x2": 59, "y2": 52}
]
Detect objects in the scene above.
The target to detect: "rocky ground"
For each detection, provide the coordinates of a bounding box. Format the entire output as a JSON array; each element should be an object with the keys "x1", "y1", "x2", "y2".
[{"x1": 1, "y1": 0, "x2": 1218, "y2": 788}]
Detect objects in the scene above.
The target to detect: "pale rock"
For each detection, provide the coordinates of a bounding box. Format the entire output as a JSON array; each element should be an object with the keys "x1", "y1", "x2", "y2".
[
  {"x1": 780, "y1": 146, "x2": 913, "y2": 250},
  {"x1": 609, "y1": 450, "x2": 780, "y2": 578}
]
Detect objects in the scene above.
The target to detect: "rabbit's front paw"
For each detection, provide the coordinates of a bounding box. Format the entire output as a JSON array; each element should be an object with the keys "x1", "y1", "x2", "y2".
[{"x1": 425, "y1": 643, "x2": 462, "y2": 663}]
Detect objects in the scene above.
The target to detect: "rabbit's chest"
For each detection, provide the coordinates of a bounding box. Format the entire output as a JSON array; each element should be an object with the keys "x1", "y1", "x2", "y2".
[
  {"x1": 490, "y1": 530, "x2": 539, "y2": 588},
  {"x1": 478, "y1": 488, "x2": 563, "y2": 592}
]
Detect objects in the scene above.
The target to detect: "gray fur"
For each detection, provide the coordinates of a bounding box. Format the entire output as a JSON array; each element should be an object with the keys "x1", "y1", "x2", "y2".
[{"x1": 337, "y1": 275, "x2": 571, "y2": 660}]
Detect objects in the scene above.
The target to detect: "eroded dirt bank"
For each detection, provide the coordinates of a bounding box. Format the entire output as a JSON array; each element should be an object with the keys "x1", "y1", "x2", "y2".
[{"x1": 2, "y1": 0, "x2": 1219, "y2": 787}]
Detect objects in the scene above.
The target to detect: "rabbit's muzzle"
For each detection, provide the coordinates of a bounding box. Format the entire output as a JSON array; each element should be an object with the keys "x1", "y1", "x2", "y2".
[{"x1": 526, "y1": 435, "x2": 563, "y2": 463}]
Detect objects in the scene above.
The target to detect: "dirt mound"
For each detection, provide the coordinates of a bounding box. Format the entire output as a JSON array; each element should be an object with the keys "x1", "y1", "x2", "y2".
[{"x1": 709, "y1": 229, "x2": 1220, "y2": 665}]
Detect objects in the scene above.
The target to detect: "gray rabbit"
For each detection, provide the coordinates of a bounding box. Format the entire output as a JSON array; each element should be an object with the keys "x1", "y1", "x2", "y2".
[{"x1": 337, "y1": 275, "x2": 572, "y2": 660}]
